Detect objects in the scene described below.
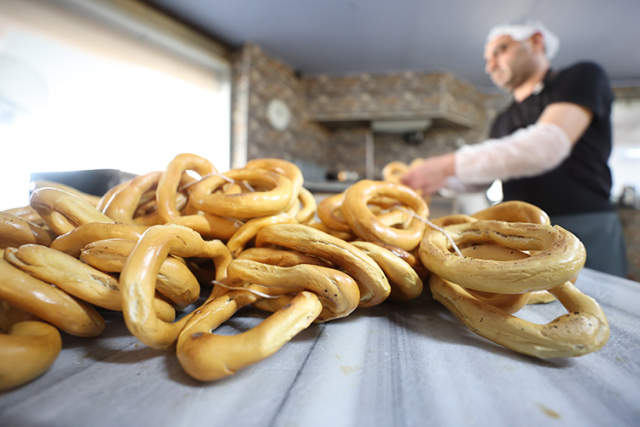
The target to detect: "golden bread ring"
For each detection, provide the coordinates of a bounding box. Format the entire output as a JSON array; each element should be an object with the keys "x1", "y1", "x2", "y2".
[
  {"x1": 458, "y1": 244, "x2": 532, "y2": 314},
  {"x1": 50, "y1": 222, "x2": 147, "y2": 257},
  {"x1": 96, "y1": 180, "x2": 130, "y2": 213},
  {"x1": 226, "y1": 258, "x2": 360, "y2": 321},
  {"x1": 167, "y1": 213, "x2": 243, "y2": 240},
  {"x1": 472, "y1": 200, "x2": 550, "y2": 225},
  {"x1": 2, "y1": 205, "x2": 45, "y2": 226},
  {"x1": 365, "y1": 241, "x2": 429, "y2": 278},
  {"x1": 342, "y1": 180, "x2": 428, "y2": 251},
  {"x1": 31, "y1": 180, "x2": 102, "y2": 207},
  {"x1": 0, "y1": 212, "x2": 53, "y2": 249},
  {"x1": 419, "y1": 220, "x2": 586, "y2": 294},
  {"x1": 351, "y1": 241, "x2": 423, "y2": 301},
  {"x1": 79, "y1": 238, "x2": 200, "y2": 310},
  {"x1": 30, "y1": 188, "x2": 114, "y2": 236},
  {"x1": 102, "y1": 171, "x2": 163, "y2": 223},
  {"x1": 430, "y1": 276, "x2": 609, "y2": 358},
  {"x1": 0, "y1": 301, "x2": 62, "y2": 390},
  {"x1": 4, "y1": 245, "x2": 175, "y2": 322},
  {"x1": 428, "y1": 214, "x2": 476, "y2": 229},
  {"x1": 308, "y1": 221, "x2": 356, "y2": 241},
  {"x1": 0, "y1": 258, "x2": 105, "y2": 337},
  {"x1": 294, "y1": 187, "x2": 317, "y2": 225},
  {"x1": 382, "y1": 161, "x2": 409, "y2": 184},
  {"x1": 119, "y1": 224, "x2": 232, "y2": 348},
  {"x1": 317, "y1": 193, "x2": 350, "y2": 232},
  {"x1": 189, "y1": 168, "x2": 294, "y2": 220},
  {"x1": 255, "y1": 223, "x2": 390, "y2": 307},
  {"x1": 226, "y1": 213, "x2": 296, "y2": 258},
  {"x1": 245, "y1": 158, "x2": 303, "y2": 211},
  {"x1": 177, "y1": 290, "x2": 322, "y2": 381},
  {"x1": 156, "y1": 153, "x2": 218, "y2": 223},
  {"x1": 237, "y1": 247, "x2": 332, "y2": 268}
]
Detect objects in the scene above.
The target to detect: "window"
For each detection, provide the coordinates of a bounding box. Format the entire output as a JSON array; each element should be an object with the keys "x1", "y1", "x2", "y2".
[{"x1": 0, "y1": 0, "x2": 230, "y2": 210}]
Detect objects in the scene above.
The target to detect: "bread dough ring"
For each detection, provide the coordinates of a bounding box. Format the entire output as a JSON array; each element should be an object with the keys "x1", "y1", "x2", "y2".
[
  {"x1": 79, "y1": 238, "x2": 200, "y2": 310},
  {"x1": 472, "y1": 200, "x2": 550, "y2": 225},
  {"x1": 226, "y1": 258, "x2": 360, "y2": 321},
  {"x1": 0, "y1": 302, "x2": 62, "y2": 390},
  {"x1": 177, "y1": 290, "x2": 322, "y2": 381},
  {"x1": 0, "y1": 258, "x2": 105, "y2": 337},
  {"x1": 189, "y1": 168, "x2": 294, "y2": 220},
  {"x1": 255, "y1": 223, "x2": 390, "y2": 307},
  {"x1": 351, "y1": 241, "x2": 423, "y2": 301},
  {"x1": 226, "y1": 213, "x2": 296, "y2": 258},
  {"x1": 4, "y1": 244, "x2": 175, "y2": 322},
  {"x1": 30, "y1": 187, "x2": 114, "y2": 236},
  {"x1": 419, "y1": 220, "x2": 586, "y2": 294},
  {"x1": 430, "y1": 276, "x2": 609, "y2": 358},
  {"x1": 0, "y1": 212, "x2": 53, "y2": 249},
  {"x1": 342, "y1": 180, "x2": 429, "y2": 251},
  {"x1": 50, "y1": 222, "x2": 148, "y2": 257},
  {"x1": 119, "y1": 224, "x2": 232, "y2": 348},
  {"x1": 156, "y1": 153, "x2": 218, "y2": 223}
]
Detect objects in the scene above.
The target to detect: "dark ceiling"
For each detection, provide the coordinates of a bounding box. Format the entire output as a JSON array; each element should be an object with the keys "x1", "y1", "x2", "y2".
[{"x1": 145, "y1": 0, "x2": 640, "y2": 92}]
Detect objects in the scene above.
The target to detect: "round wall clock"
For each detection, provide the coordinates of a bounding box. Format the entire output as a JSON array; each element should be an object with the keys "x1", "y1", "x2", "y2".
[{"x1": 266, "y1": 98, "x2": 292, "y2": 131}]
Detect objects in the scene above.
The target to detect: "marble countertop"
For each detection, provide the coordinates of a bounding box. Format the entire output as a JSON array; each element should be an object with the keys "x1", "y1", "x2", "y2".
[{"x1": 1, "y1": 269, "x2": 639, "y2": 427}]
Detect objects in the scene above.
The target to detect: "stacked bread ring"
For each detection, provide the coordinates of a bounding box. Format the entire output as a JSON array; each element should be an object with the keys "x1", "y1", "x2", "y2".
[{"x1": 0, "y1": 154, "x2": 609, "y2": 389}]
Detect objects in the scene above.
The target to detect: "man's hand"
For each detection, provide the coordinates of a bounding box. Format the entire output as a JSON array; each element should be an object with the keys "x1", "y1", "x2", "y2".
[{"x1": 400, "y1": 153, "x2": 455, "y2": 195}]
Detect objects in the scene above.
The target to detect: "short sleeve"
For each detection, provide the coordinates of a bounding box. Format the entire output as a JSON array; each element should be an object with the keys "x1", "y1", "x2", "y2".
[{"x1": 548, "y1": 62, "x2": 614, "y2": 119}]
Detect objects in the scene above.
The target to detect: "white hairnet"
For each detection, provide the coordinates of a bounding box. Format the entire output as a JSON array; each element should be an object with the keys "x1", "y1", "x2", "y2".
[{"x1": 486, "y1": 20, "x2": 560, "y2": 60}]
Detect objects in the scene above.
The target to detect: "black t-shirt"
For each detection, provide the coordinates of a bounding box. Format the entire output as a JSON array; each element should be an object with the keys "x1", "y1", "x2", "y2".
[{"x1": 489, "y1": 61, "x2": 615, "y2": 216}]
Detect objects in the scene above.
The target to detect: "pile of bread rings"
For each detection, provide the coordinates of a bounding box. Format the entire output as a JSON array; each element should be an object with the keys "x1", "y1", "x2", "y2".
[{"x1": 0, "y1": 154, "x2": 609, "y2": 390}]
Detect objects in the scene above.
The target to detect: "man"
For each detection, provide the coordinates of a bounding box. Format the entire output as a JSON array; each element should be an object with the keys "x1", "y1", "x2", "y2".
[{"x1": 401, "y1": 20, "x2": 628, "y2": 277}]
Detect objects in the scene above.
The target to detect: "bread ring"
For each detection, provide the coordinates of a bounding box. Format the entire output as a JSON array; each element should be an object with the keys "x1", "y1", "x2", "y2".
[
  {"x1": 0, "y1": 212, "x2": 53, "y2": 249},
  {"x1": 472, "y1": 200, "x2": 550, "y2": 225},
  {"x1": 419, "y1": 220, "x2": 586, "y2": 294},
  {"x1": 226, "y1": 213, "x2": 296, "y2": 258},
  {"x1": 176, "y1": 290, "x2": 322, "y2": 381},
  {"x1": 50, "y1": 222, "x2": 147, "y2": 257},
  {"x1": 2, "y1": 205, "x2": 45, "y2": 226},
  {"x1": 4, "y1": 245, "x2": 175, "y2": 322},
  {"x1": 119, "y1": 224, "x2": 232, "y2": 348},
  {"x1": 255, "y1": 223, "x2": 390, "y2": 307},
  {"x1": 102, "y1": 171, "x2": 163, "y2": 223},
  {"x1": 0, "y1": 258, "x2": 105, "y2": 337},
  {"x1": 189, "y1": 168, "x2": 294, "y2": 220},
  {"x1": 96, "y1": 180, "x2": 130, "y2": 213},
  {"x1": 308, "y1": 221, "x2": 356, "y2": 242},
  {"x1": 351, "y1": 241, "x2": 423, "y2": 301},
  {"x1": 458, "y1": 244, "x2": 532, "y2": 314},
  {"x1": 430, "y1": 276, "x2": 609, "y2": 358},
  {"x1": 79, "y1": 238, "x2": 200, "y2": 310},
  {"x1": 31, "y1": 179, "x2": 102, "y2": 207},
  {"x1": 317, "y1": 193, "x2": 350, "y2": 232},
  {"x1": 30, "y1": 187, "x2": 114, "y2": 236},
  {"x1": 428, "y1": 214, "x2": 476, "y2": 229},
  {"x1": 342, "y1": 180, "x2": 428, "y2": 251},
  {"x1": 168, "y1": 213, "x2": 243, "y2": 240},
  {"x1": 237, "y1": 247, "x2": 331, "y2": 268},
  {"x1": 0, "y1": 301, "x2": 62, "y2": 390},
  {"x1": 364, "y1": 241, "x2": 429, "y2": 278},
  {"x1": 294, "y1": 187, "x2": 317, "y2": 225},
  {"x1": 382, "y1": 161, "x2": 409, "y2": 184},
  {"x1": 156, "y1": 153, "x2": 218, "y2": 223},
  {"x1": 226, "y1": 258, "x2": 360, "y2": 321},
  {"x1": 245, "y1": 158, "x2": 303, "y2": 212}
]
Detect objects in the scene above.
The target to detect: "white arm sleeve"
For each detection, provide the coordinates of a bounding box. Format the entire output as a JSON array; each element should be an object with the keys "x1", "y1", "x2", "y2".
[{"x1": 454, "y1": 122, "x2": 572, "y2": 184}]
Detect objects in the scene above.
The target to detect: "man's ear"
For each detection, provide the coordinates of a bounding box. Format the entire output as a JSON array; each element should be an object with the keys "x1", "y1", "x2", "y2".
[{"x1": 531, "y1": 32, "x2": 547, "y2": 54}]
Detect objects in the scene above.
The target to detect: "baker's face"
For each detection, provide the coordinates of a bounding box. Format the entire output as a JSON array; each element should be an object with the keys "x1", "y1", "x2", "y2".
[{"x1": 484, "y1": 35, "x2": 536, "y2": 92}]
